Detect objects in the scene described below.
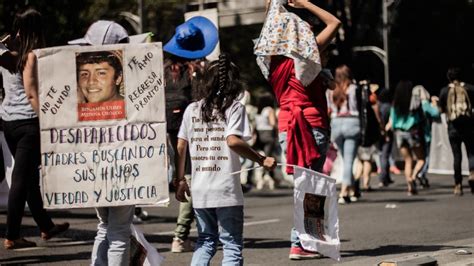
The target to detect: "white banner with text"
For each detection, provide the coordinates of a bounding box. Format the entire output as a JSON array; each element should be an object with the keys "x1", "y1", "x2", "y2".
[{"x1": 36, "y1": 43, "x2": 169, "y2": 208}]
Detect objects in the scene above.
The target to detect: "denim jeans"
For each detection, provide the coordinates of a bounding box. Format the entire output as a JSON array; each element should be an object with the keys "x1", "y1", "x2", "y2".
[
  {"x1": 91, "y1": 205, "x2": 135, "y2": 266},
  {"x1": 191, "y1": 206, "x2": 244, "y2": 266},
  {"x1": 279, "y1": 128, "x2": 329, "y2": 249},
  {"x1": 418, "y1": 142, "x2": 431, "y2": 178},
  {"x1": 377, "y1": 132, "x2": 393, "y2": 184},
  {"x1": 331, "y1": 117, "x2": 361, "y2": 186}
]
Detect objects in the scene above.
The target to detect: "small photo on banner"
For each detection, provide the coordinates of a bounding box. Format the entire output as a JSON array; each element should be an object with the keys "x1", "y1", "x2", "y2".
[
  {"x1": 303, "y1": 193, "x2": 326, "y2": 241},
  {"x1": 76, "y1": 50, "x2": 126, "y2": 121},
  {"x1": 293, "y1": 166, "x2": 340, "y2": 261}
]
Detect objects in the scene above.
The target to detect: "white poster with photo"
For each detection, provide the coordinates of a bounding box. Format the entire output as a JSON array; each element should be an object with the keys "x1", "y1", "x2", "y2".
[
  {"x1": 35, "y1": 43, "x2": 169, "y2": 209},
  {"x1": 293, "y1": 166, "x2": 340, "y2": 261}
]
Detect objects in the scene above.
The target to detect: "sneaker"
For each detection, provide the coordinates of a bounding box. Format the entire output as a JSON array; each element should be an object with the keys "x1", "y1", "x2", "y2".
[
  {"x1": 132, "y1": 215, "x2": 143, "y2": 224},
  {"x1": 4, "y1": 238, "x2": 37, "y2": 250},
  {"x1": 289, "y1": 246, "x2": 321, "y2": 260},
  {"x1": 171, "y1": 237, "x2": 194, "y2": 253},
  {"x1": 468, "y1": 179, "x2": 474, "y2": 194},
  {"x1": 338, "y1": 196, "x2": 351, "y2": 205},
  {"x1": 138, "y1": 210, "x2": 149, "y2": 220},
  {"x1": 389, "y1": 166, "x2": 401, "y2": 175},
  {"x1": 41, "y1": 222, "x2": 70, "y2": 240}
]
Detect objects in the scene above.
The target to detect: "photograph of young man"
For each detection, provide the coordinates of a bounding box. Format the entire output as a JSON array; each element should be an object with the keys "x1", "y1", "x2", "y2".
[{"x1": 76, "y1": 50, "x2": 124, "y2": 104}]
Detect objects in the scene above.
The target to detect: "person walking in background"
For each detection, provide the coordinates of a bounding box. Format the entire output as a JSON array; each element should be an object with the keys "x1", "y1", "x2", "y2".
[
  {"x1": 412, "y1": 85, "x2": 440, "y2": 188},
  {"x1": 175, "y1": 54, "x2": 276, "y2": 265},
  {"x1": 376, "y1": 85, "x2": 396, "y2": 187},
  {"x1": 330, "y1": 65, "x2": 361, "y2": 204},
  {"x1": 163, "y1": 16, "x2": 219, "y2": 253},
  {"x1": 255, "y1": 0, "x2": 340, "y2": 260},
  {"x1": 386, "y1": 80, "x2": 437, "y2": 196},
  {"x1": 2, "y1": 8, "x2": 69, "y2": 250},
  {"x1": 439, "y1": 67, "x2": 474, "y2": 195},
  {"x1": 254, "y1": 93, "x2": 278, "y2": 189},
  {"x1": 354, "y1": 80, "x2": 381, "y2": 194}
]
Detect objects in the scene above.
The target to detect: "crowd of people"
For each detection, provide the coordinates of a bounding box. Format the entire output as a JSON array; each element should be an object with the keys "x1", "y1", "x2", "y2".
[{"x1": 1, "y1": 0, "x2": 473, "y2": 265}]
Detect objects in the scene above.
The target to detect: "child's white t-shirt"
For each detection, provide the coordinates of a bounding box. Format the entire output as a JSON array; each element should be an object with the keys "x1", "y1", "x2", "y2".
[{"x1": 178, "y1": 99, "x2": 251, "y2": 208}]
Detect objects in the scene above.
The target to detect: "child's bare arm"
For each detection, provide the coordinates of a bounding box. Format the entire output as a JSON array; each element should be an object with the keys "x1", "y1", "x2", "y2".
[
  {"x1": 175, "y1": 138, "x2": 190, "y2": 202},
  {"x1": 288, "y1": 0, "x2": 341, "y2": 52},
  {"x1": 226, "y1": 135, "x2": 276, "y2": 170}
]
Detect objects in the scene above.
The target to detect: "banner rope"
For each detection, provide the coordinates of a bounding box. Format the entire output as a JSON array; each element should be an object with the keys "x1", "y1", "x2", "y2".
[{"x1": 229, "y1": 163, "x2": 336, "y2": 181}]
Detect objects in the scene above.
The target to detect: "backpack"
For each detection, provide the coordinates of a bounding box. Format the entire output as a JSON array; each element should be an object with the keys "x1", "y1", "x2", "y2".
[
  {"x1": 357, "y1": 83, "x2": 381, "y2": 147},
  {"x1": 447, "y1": 82, "x2": 472, "y2": 122},
  {"x1": 164, "y1": 71, "x2": 192, "y2": 132}
]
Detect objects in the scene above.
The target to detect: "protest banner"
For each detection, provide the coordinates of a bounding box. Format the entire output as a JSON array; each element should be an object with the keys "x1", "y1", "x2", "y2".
[
  {"x1": 35, "y1": 43, "x2": 169, "y2": 209},
  {"x1": 293, "y1": 166, "x2": 340, "y2": 261}
]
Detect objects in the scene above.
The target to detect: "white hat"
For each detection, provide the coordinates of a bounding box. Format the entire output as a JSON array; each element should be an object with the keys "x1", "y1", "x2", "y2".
[{"x1": 68, "y1": 20, "x2": 129, "y2": 45}]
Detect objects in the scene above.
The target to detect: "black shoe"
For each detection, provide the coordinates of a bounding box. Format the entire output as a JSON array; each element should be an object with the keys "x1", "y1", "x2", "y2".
[
  {"x1": 421, "y1": 177, "x2": 430, "y2": 188},
  {"x1": 468, "y1": 179, "x2": 474, "y2": 194},
  {"x1": 241, "y1": 184, "x2": 252, "y2": 193},
  {"x1": 41, "y1": 222, "x2": 70, "y2": 240}
]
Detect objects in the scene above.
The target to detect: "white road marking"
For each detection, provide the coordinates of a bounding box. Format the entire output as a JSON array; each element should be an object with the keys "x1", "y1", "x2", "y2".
[
  {"x1": 13, "y1": 247, "x2": 46, "y2": 252},
  {"x1": 152, "y1": 218, "x2": 281, "y2": 236}
]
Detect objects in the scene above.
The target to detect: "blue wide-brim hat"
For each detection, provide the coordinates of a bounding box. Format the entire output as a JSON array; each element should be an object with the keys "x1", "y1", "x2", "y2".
[{"x1": 164, "y1": 16, "x2": 218, "y2": 59}]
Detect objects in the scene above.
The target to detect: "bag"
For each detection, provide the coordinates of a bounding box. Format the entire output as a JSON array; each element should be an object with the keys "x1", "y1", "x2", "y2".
[
  {"x1": 293, "y1": 166, "x2": 340, "y2": 261},
  {"x1": 130, "y1": 224, "x2": 164, "y2": 266},
  {"x1": 447, "y1": 82, "x2": 472, "y2": 122},
  {"x1": 358, "y1": 84, "x2": 380, "y2": 147}
]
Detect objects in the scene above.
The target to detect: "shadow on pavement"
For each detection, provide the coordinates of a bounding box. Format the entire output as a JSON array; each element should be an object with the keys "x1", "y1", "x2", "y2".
[
  {"x1": 245, "y1": 191, "x2": 294, "y2": 198},
  {"x1": 243, "y1": 238, "x2": 291, "y2": 249},
  {"x1": 359, "y1": 197, "x2": 435, "y2": 204},
  {"x1": 342, "y1": 244, "x2": 471, "y2": 258},
  {"x1": 0, "y1": 224, "x2": 97, "y2": 241},
  {"x1": 0, "y1": 251, "x2": 91, "y2": 264}
]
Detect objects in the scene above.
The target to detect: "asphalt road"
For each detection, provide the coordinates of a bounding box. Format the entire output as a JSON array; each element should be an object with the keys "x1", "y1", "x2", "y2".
[{"x1": 0, "y1": 173, "x2": 473, "y2": 265}]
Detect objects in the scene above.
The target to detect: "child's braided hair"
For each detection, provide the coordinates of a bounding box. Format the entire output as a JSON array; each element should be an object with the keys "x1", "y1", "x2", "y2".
[{"x1": 198, "y1": 53, "x2": 244, "y2": 123}]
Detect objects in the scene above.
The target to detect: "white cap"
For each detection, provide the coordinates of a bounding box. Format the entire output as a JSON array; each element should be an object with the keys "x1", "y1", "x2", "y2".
[{"x1": 68, "y1": 20, "x2": 129, "y2": 45}]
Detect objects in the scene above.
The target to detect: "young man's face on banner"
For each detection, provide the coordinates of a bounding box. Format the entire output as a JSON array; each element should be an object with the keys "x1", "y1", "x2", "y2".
[{"x1": 78, "y1": 61, "x2": 122, "y2": 103}]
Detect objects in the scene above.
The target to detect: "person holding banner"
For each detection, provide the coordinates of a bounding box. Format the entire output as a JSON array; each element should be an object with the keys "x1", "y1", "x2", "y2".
[
  {"x1": 254, "y1": 0, "x2": 340, "y2": 260},
  {"x1": 175, "y1": 54, "x2": 276, "y2": 265},
  {"x1": 2, "y1": 8, "x2": 69, "y2": 250},
  {"x1": 67, "y1": 20, "x2": 134, "y2": 265}
]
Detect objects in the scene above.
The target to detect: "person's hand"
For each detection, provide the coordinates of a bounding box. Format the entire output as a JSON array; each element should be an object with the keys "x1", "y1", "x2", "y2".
[
  {"x1": 288, "y1": 0, "x2": 310, "y2": 9},
  {"x1": 262, "y1": 156, "x2": 277, "y2": 171},
  {"x1": 431, "y1": 96, "x2": 439, "y2": 106},
  {"x1": 175, "y1": 179, "x2": 190, "y2": 202}
]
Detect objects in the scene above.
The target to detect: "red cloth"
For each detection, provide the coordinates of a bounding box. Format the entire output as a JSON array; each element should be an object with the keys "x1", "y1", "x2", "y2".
[
  {"x1": 269, "y1": 57, "x2": 329, "y2": 132},
  {"x1": 269, "y1": 56, "x2": 328, "y2": 173}
]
